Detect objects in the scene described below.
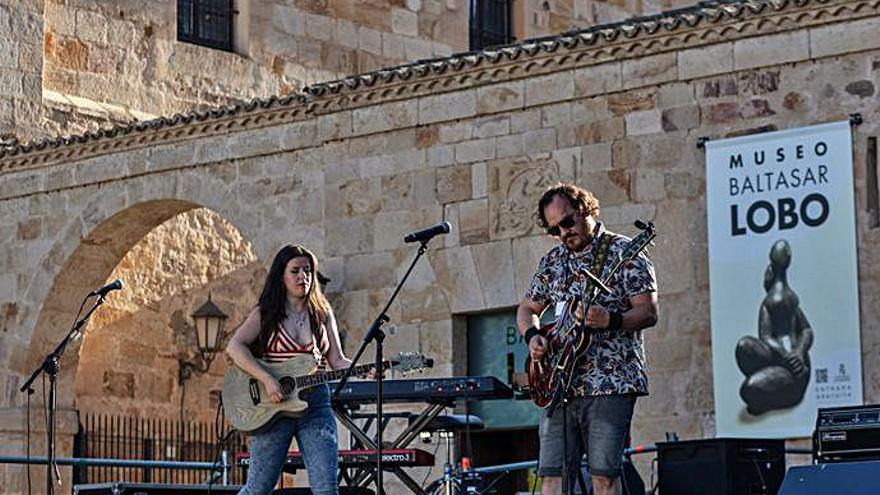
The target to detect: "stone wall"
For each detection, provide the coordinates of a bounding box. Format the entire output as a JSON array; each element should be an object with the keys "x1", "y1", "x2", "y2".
[
  {"x1": 41, "y1": 0, "x2": 462, "y2": 120},
  {"x1": 2, "y1": 0, "x2": 880, "y2": 492},
  {"x1": 0, "y1": 0, "x2": 44, "y2": 143},
  {"x1": 4, "y1": 0, "x2": 704, "y2": 147},
  {"x1": 517, "y1": 0, "x2": 695, "y2": 39},
  {"x1": 37, "y1": 0, "x2": 699, "y2": 136}
]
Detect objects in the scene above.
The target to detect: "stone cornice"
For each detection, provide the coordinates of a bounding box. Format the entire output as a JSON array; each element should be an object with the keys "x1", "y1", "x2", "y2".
[{"x1": 1, "y1": 0, "x2": 877, "y2": 173}]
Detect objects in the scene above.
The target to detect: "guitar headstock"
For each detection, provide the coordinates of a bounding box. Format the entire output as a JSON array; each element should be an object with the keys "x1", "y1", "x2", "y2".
[
  {"x1": 388, "y1": 352, "x2": 434, "y2": 375},
  {"x1": 619, "y1": 220, "x2": 657, "y2": 263}
]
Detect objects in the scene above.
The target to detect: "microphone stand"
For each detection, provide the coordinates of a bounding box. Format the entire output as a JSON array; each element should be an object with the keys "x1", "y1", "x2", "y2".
[
  {"x1": 19, "y1": 293, "x2": 108, "y2": 495},
  {"x1": 333, "y1": 240, "x2": 432, "y2": 495}
]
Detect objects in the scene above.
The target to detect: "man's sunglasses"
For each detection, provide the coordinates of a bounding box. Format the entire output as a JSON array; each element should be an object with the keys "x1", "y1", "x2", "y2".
[{"x1": 547, "y1": 213, "x2": 577, "y2": 237}]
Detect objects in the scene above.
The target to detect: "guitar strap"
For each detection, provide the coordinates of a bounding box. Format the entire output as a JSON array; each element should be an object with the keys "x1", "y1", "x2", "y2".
[
  {"x1": 566, "y1": 232, "x2": 614, "y2": 385},
  {"x1": 581, "y1": 232, "x2": 614, "y2": 295}
]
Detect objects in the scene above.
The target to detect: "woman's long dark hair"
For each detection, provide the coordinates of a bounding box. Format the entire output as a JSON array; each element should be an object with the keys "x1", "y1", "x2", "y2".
[{"x1": 250, "y1": 244, "x2": 331, "y2": 357}]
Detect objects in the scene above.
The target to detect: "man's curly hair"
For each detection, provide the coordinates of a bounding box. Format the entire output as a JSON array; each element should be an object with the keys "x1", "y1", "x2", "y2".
[{"x1": 534, "y1": 182, "x2": 601, "y2": 229}]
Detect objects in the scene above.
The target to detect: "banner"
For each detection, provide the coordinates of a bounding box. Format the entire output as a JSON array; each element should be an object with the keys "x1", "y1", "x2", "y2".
[{"x1": 706, "y1": 121, "x2": 862, "y2": 438}]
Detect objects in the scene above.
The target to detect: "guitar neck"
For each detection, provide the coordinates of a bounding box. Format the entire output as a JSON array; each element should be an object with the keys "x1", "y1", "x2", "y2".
[
  {"x1": 598, "y1": 236, "x2": 654, "y2": 287},
  {"x1": 601, "y1": 258, "x2": 625, "y2": 286},
  {"x1": 289, "y1": 361, "x2": 387, "y2": 391},
  {"x1": 585, "y1": 239, "x2": 653, "y2": 304}
]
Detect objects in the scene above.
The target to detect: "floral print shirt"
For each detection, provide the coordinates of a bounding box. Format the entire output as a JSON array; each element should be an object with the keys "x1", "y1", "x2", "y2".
[{"x1": 525, "y1": 222, "x2": 657, "y2": 396}]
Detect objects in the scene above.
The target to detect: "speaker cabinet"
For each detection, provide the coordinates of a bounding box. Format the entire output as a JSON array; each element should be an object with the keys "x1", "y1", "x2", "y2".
[
  {"x1": 657, "y1": 438, "x2": 785, "y2": 495},
  {"x1": 779, "y1": 460, "x2": 880, "y2": 495}
]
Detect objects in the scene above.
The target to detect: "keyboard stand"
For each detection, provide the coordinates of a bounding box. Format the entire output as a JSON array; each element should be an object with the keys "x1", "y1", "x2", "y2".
[{"x1": 332, "y1": 401, "x2": 453, "y2": 495}]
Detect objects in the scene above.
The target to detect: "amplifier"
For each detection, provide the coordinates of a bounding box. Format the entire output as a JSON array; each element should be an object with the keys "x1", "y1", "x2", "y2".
[{"x1": 814, "y1": 404, "x2": 880, "y2": 463}]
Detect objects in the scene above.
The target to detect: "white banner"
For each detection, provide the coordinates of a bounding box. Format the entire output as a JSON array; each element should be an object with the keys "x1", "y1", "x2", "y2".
[{"x1": 706, "y1": 121, "x2": 862, "y2": 438}]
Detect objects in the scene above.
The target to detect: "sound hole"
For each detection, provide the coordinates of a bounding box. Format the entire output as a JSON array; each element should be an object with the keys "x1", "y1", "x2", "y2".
[{"x1": 279, "y1": 377, "x2": 295, "y2": 395}]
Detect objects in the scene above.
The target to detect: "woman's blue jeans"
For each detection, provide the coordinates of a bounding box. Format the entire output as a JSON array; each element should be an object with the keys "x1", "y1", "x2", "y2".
[{"x1": 237, "y1": 385, "x2": 339, "y2": 495}]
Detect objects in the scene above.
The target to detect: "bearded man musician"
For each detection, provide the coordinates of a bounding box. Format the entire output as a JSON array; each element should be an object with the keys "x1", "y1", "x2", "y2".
[{"x1": 517, "y1": 182, "x2": 659, "y2": 495}]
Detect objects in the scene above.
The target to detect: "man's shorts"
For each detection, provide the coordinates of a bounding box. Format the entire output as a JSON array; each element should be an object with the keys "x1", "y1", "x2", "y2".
[{"x1": 536, "y1": 394, "x2": 637, "y2": 478}]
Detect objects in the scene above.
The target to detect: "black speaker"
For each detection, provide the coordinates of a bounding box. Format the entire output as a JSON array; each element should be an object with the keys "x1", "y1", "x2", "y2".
[
  {"x1": 778, "y1": 460, "x2": 880, "y2": 495},
  {"x1": 656, "y1": 438, "x2": 785, "y2": 495}
]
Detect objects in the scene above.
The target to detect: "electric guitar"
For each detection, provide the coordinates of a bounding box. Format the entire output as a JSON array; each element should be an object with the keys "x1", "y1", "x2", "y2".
[
  {"x1": 526, "y1": 220, "x2": 656, "y2": 411},
  {"x1": 222, "y1": 352, "x2": 433, "y2": 432}
]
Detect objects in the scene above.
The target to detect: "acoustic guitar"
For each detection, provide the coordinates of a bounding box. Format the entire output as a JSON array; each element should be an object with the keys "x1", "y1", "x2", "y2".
[{"x1": 222, "y1": 352, "x2": 433, "y2": 432}]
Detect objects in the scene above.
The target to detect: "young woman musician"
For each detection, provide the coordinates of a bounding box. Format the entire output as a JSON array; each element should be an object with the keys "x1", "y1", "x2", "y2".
[{"x1": 226, "y1": 244, "x2": 352, "y2": 495}]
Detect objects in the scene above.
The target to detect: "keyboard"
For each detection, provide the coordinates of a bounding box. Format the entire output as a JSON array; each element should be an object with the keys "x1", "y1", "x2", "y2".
[{"x1": 331, "y1": 376, "x2": 513, "y2": 405}]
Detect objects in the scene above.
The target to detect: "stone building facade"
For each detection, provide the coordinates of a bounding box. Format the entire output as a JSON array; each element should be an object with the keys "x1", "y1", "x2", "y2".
[
  {"x1": 2, "y1": 0, "x2": 880, "y2": 493},
  {"x1": 3, "y1": 0, "x2": 695, "y2": 145}
]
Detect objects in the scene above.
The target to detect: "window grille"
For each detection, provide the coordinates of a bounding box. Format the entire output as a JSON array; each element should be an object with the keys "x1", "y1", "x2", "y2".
[
  {"x1": 469, "y1": 0, "x2": 513, "y2": 51},
  {"x1": 177, "y1": 0, "x2": 234, "y2": 52}
]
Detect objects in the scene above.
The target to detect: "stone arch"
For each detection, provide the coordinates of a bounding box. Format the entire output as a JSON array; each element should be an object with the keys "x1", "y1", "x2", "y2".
[
  {"x1": 5, "y1": 196, "x2": 264, "y2": 491},
  {"x1": 16, "y1": 198, "x2": 258, "y2": 410},
  {"x1": 72, "y1": 205, "x2": 262, "y2": 422}
]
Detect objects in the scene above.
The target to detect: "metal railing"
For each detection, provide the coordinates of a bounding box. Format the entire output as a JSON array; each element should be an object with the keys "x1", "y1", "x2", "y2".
[
  {"x1": 0, "y1": 441, "x2": 816, "y2": 492},
  {"x1": 73, "y1": 412, "x2": 247, "y2": 485}
]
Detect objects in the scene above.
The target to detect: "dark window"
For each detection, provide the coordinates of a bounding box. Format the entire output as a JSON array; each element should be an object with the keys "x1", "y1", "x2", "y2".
[
  {"x1": 177, "y1": 0, "x2": 234, "y2": 51},
  {"x1": 469, "y1": 0, "x2": 513, "y2": 51}
]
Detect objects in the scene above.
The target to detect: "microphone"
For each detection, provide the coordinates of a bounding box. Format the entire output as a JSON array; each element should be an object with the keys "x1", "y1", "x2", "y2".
[
  {"x1": 403, "y1": 222, "x2": 452, "y2": 244},
  {"x1": 89, "y1": 279, "x2": 124, "y2": 297}
]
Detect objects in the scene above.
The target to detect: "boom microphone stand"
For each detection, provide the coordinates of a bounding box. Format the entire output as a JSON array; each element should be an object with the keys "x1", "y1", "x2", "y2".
[
  {"x1": 334, "y1": 228, "x2": 443, "y2": 494},
  {"x1": 19, "y1": 290, "x2": 113, "y2": 495}
]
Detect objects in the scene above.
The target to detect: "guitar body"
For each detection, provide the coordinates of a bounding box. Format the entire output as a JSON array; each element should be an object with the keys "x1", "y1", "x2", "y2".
[
  {"x1": 221, "y1": 356, "x2": 316, "y2": 433},
  {"x1": 221, "y1": 352, "x2": 432, "y2": 433},
  {"x1": 525, "y1": 320, "x2": 590, "y2": 408}
]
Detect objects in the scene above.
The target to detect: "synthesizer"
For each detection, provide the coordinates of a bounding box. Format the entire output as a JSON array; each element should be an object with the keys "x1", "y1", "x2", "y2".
[{"x1": 331, "y1": 376, "x2": 513, "y2": 404}]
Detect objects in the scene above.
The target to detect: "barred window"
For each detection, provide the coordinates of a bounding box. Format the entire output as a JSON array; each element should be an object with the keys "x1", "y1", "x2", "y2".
[
  {"x1": 177, "y1": 0, "x2": 234, "y2": 51},
  {"x1": 469, "y1": 0, "x2": 513, "y2": 51}
]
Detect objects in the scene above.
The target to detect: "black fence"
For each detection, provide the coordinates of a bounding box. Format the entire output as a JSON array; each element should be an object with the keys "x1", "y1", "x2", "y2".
[{"x1": 73, "y1": 412, "x2": 248, "y2": 485}]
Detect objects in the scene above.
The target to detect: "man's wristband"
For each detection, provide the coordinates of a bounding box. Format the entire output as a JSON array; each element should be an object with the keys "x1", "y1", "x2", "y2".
[
  {"x1": 524, "y1": 326, "x2": 541, "y2": 345},
  {"x1": 607, "y1": 311, "x2": 624, "y2": 331}
]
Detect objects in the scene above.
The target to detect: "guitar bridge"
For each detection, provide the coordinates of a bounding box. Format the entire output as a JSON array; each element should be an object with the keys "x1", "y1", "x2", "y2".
[{"x1": 248, "y1": 379, "x2": 261, "y2": 405}]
